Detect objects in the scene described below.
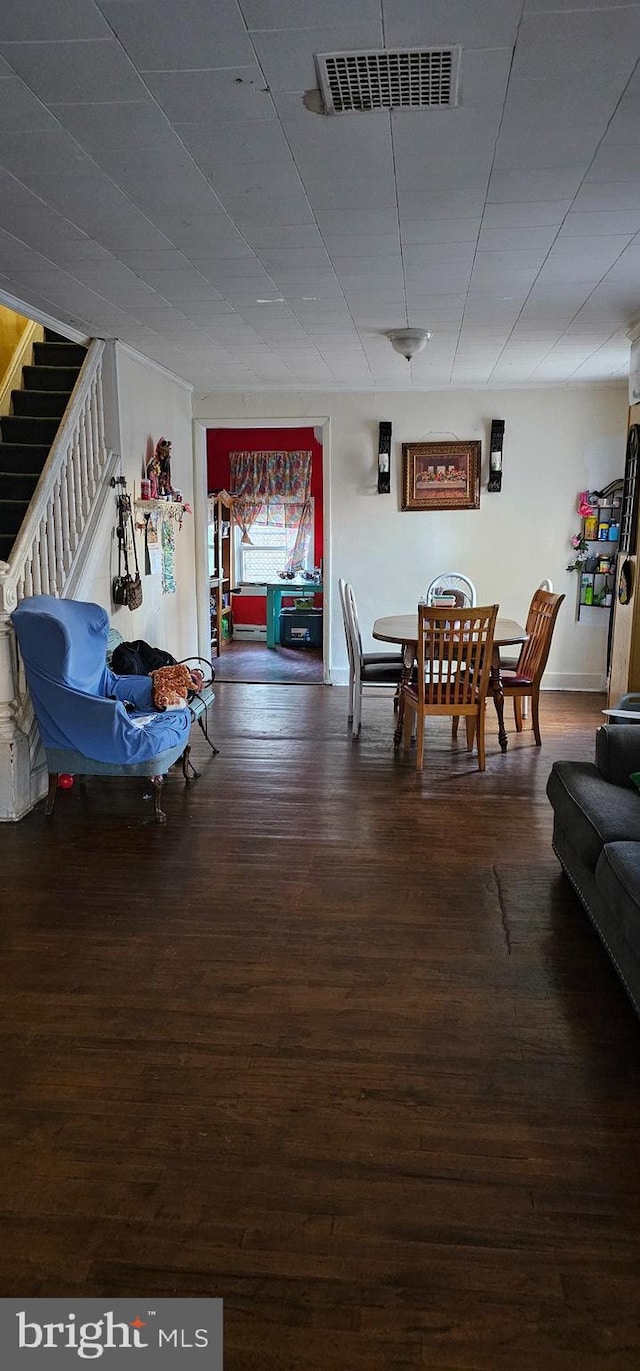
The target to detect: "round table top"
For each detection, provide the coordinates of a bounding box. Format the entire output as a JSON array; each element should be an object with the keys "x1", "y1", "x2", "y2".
[{"x1": 372, "y1": 614, "x2": 527, "y2": 648}]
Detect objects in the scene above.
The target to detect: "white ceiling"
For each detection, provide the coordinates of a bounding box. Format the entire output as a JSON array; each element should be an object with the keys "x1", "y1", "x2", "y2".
[{"x1": 1, "y1": 0, "x2": 639, "y2": 392}]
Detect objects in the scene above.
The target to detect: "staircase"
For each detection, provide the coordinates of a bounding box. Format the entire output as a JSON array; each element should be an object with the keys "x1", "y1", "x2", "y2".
[
  {"x1": 0, "y1": 333, "x2": 120, "y2": 820},
  {"x1": 0, "y1": 329, "x2": 87, "y2": 562}
]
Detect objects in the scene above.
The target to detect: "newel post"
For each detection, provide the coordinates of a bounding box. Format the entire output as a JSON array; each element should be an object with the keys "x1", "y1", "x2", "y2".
[{"x1": 0, "y1": 566, "x2": 31, "y2": 821}]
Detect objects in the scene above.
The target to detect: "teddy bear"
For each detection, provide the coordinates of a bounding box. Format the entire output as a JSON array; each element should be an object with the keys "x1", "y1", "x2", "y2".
[{"x1": 150, "y1": 663, "x2": 204, "y2": 711}]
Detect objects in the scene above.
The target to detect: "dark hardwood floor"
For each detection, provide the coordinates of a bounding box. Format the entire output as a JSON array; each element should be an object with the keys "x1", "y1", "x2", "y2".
[
  {"x1": 2, "y1": 686, "x2": 640, "y2": 1370},
  {"x1": 215, "y1": 639, "x2": 324, "y2": 683}
]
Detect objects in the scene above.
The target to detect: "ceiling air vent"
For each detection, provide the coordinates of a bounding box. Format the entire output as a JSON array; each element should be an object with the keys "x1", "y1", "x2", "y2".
[{"x1": 316, "y1": 46, "x2": 461, "y2": 115}]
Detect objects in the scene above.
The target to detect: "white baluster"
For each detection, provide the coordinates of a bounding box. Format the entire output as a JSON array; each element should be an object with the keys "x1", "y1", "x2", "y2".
[
  {"x1": 46, "y1": 499, "x2": 57, "y2": 593},
  {"x1": 66, "y1": 448, "x2": 79, "y2": 557},
  {"x1": 96, "y1": 363, "x2": 106, "y2": 468},
  {"x1": 59, "y1": 463, "x2": 72, "y2": 575},
  {"x1": 72, "y1": 433, "x2": 84, "y2": 535},
  {"x1": 52, "y1": 479, "x2": 65, "y2": 590},
  {"x1": 79, "y1": 409, "x2": 91, "y2": 511},
  {"x1": 24, "y1": 559, "x2": 33, "y2": 598},
  {"x1": 90, "y1": 376, "x2": 100, "y2": 486}
]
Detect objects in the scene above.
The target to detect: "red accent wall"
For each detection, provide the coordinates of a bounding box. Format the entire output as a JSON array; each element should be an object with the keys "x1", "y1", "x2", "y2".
[{"x1": 206, "y1": 426, "x2": 323, "y2": 626}]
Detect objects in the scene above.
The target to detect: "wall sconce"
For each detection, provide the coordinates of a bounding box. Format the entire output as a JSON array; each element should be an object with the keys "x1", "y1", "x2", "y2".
[
  {"x1": 488, "y1": 419, "x2": 505, "y2": 492},
  {"x1": 378, "y1": 421, "x2": 391, "y2": 494}
]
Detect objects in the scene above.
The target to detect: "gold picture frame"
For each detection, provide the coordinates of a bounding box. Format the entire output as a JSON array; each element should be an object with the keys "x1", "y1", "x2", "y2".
[{"x1": 402, "y1": 441, "x2": 481, "y2": 511}]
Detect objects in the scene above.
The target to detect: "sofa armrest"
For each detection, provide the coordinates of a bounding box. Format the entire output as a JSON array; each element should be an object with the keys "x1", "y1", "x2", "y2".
[{"x1": 595, "y1": 724, "x2": 640, "y2": 787}]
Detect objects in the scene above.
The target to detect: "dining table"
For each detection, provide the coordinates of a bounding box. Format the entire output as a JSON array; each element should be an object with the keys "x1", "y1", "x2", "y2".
[{"x1": 372, "y1": 613, "x2": 528, "y2": 753}]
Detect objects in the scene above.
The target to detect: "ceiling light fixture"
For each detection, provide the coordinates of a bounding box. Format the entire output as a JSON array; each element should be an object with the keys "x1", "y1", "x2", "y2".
[{"x1": 386, "y1": 328, "x2": 432, "y2": 361}]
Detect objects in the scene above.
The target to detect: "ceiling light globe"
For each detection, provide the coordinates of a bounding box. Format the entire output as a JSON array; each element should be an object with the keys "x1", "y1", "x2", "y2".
[{"x1": 386, "y1": 328, "x2": 432, "y2": 361}]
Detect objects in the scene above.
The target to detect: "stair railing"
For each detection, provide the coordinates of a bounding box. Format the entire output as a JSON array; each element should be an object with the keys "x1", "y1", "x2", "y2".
[{"x1": 0, "y1": 337, "x2": 120, "y2": 819}]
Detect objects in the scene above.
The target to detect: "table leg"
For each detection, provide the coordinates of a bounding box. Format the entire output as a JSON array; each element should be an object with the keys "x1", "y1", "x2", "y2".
[
  {"x1": 266, "y1": 588, "x2": 278, "y2": 650},
  {"x1": 490, "y1": 645, "x2": 508, "y2": 752},
  {"x1": 393, "y1": 643, "x2": 414, "y2": 751}
]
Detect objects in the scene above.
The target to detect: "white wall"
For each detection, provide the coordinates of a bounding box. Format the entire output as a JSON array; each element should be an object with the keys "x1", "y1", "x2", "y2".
[
  {"x1": 193, "y1": 385, "x2": 628, "y2": 689},
  {"x1": 80, "y1": 345, "x2": 198, "y2": 660}
]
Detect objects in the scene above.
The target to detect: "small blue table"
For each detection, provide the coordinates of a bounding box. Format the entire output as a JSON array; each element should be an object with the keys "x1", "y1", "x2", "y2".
[{"x1": 262, "y1": 582, "x2": 323, "y2": 649}]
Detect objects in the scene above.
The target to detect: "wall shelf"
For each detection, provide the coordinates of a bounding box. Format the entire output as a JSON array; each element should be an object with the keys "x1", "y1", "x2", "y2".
[{"x1": 134, "y1": 498, "x2": 185, "y2": 511}]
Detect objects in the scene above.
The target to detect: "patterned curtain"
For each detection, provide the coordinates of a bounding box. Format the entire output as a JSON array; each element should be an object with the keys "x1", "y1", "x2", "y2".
[{"x1": 230, "y1": 450, "x2": 313, "y2": 573}]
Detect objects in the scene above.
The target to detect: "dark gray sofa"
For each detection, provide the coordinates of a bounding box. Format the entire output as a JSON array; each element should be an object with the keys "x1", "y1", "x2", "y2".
[{"x1": 547, "y1": 724, "x2": 640, "y2": 1016}]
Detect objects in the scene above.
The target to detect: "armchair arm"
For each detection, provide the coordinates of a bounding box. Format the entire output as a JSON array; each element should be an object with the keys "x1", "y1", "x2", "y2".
[
  {"x1": 109, "y1": 673, "x2": 155, "y2": 711},
  {"x1": 595, "y1": 724, "x2": 640, "y2": 787}
]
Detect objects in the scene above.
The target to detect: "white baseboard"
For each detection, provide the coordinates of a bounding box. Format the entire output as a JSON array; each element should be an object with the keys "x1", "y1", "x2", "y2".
[{"x1": 331, "y1": 667, "x2": 606, "y2": 691}]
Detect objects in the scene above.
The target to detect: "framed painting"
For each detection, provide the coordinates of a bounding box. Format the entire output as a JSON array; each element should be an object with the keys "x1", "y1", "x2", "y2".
[{"x1": 402, "y1": 441, "x2": 481, "y2": 511}]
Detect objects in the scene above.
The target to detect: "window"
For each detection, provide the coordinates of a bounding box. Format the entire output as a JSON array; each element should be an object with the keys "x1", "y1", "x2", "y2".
[{"x1": 237, "y1": 501, "x2": 314, "y2": 583}]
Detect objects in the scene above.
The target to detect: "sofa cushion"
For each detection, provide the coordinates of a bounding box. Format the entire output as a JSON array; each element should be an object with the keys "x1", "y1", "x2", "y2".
[
  {"x1": 596, "y1": 842, "x2": 640, "y2": 951},
  {"x1": 596, "y1": 724, "x2": 640, "y2": 787},
  {"x1": 547, "y1": 760, "x2": 640, "y2": 871}
]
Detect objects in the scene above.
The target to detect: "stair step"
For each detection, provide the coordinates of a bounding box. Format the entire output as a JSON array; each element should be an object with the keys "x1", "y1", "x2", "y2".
[
  {"x1": 0, "y1": 499, "x2": 30, "y2": 535},
  {"x1": 12, "y1": 390, "x2": 71, "y2": 418},
  {"x1": 23, "y1": 365, "x2": 81, "y2": 392},
  {"x1": 0, "y1": 472, "x2": 40, "y2": 502},
  {"x1": 0, "y1": 415, "x2": 60, "y2": 445},
  {"x1": 0, "y1": 532, "x2": 16, "y2": 560},
  {"x1": 44, "y1": 327, "x2": 80, "y2": 344},
  {"x1": 33, "y1": 341, "x2": 87, "y2": 368},
  {"x1": 0, "y1": 444, "x2": 50, "y2": 473}
]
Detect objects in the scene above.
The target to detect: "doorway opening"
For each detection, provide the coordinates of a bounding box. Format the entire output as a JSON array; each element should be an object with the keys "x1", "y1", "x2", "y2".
[{"x1": 206, "y1": 425, "x2": 325, "y2": 684}]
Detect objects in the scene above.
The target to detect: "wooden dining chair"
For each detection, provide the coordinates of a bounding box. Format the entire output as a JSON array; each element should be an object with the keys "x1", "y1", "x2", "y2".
[
  {"x1": 402, "y1": 604, "x2": 498, "y2": 771},
  {"x1": 339, "y1": 579, "x2": 404, "y2": 736},
  {"x1": 502, "y1": 588, "x2": 564, "y2": 745}
]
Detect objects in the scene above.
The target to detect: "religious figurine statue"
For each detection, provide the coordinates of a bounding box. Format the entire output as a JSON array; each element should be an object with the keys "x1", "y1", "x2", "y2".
[{"x1": 147, "y1": 436, "x2": 173, "y2": 499}]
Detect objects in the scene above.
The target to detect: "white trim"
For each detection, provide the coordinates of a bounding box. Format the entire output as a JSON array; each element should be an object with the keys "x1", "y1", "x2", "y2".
[
  {"x1": 0, "y1": 287, "x2": 89, "y2": 345},
  {"x1": 193, "y1": 422, "x2": 210, "y2": 661},
  {"x1": 116, "y1": 340, "x2": 194, "y2": 393},
  {"x1": 192, "y1": 415, "x2": 332, "y2": 681}
]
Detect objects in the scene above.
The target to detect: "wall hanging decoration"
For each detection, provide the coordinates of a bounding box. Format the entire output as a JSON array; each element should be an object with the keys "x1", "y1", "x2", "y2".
[
  {"x1": 401, "y1": 440, "x2": 481, "y2": 511},
  {"x1": 112, "y1": 488, "x2": 143, "y2": 610},
  {"x1": 161, "y1": 517, "x2": 176, "y2": 596},
  {"x1": 487, "y1": 419, "x2": 505, "y2": 493},
  {"x1": 377, "y1": 421, "x2": 392, "y2": 494},
  {"x1": 143, "y1": 510, "x2": 162, "y2": 576}
]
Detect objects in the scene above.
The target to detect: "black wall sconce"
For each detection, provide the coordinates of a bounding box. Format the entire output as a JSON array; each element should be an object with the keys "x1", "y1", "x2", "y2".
[
  {"x1": 378, "y1": 421, "x2": 392, "y2": 494},
  {"x1": 488, "y1": 419, "x2": 505, "y2": 493}
]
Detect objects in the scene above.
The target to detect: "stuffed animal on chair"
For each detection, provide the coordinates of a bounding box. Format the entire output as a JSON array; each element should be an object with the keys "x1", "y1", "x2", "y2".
[{"x1": 150, "y1": 663, "x2": 204, "y2": 711}]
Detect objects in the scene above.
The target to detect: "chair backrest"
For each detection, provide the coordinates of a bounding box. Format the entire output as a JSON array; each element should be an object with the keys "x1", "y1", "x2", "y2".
[
  {"x1": 516, "y1": 589, "x2": 565, "y2": 683},
  {"x1": 425, "y1": 572, "x2": 477, "y2": 608},
  {"x1": 539, "y1": 578, "x2": 553, "y2": 592},
  {"x1": 342, "y1": 581, "x2": 364, "y2": 670},
  {"x1": 338, "y1": 578, "x2": 354, "y2": 672},
  {"x1": 415, "y1": 604, "x2": 498, "y2": 709}
]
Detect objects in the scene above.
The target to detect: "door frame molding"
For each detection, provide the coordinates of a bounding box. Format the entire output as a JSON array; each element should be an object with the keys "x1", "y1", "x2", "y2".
[{"x1": 192, "y1": 416, "x2": 332, "y2": 682}]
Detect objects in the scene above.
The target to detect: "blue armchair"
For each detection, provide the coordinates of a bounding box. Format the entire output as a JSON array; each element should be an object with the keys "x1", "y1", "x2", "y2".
[{"x1": 12, "y1": 595, "x2": 195, "y2": 823}]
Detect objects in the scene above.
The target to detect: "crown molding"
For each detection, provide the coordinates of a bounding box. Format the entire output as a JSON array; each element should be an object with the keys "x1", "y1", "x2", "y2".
[
  {"x1": 0, "y1": 287, "x2": 89, "y2": 345},
  {"x1": 116, "y1": 340, "x2": 194, "y2": 393}
]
